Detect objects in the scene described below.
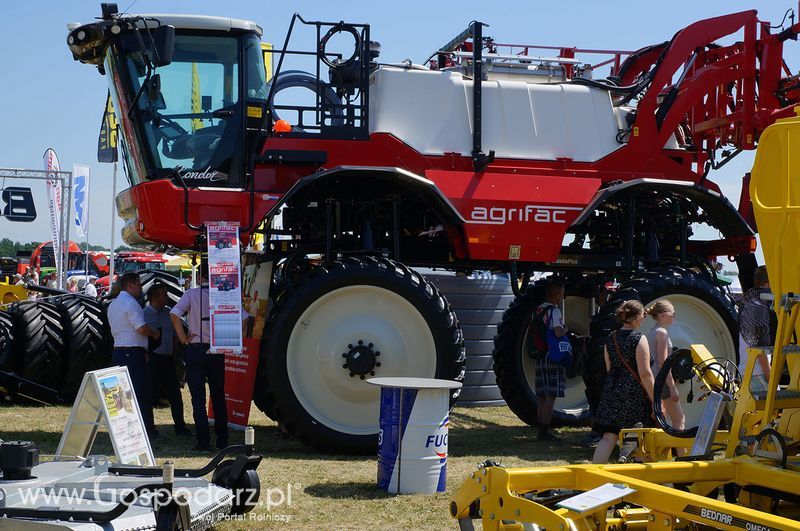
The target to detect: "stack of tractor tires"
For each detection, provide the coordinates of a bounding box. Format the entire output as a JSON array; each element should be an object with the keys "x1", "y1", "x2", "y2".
[
  {"x1": 0, "y1": 311, "x2": 16, "y2": 374},
  {"x1": 422, "y1": 270, "x2": 509, "y2": 406},
  {"x1": 0, "y1": 270, "x2": 187, "y2": 404},
  {"x1": 138, "y1": 270, "x2": 184, "y2": 306},
  {"x1": 55, "y1": 295, "x2": 113, "y2": 398},
  {"x1": 6, "y1": 301, "x2": 66, "y2": 394},
  {"x1": 137, "y1": 269, "x2": 187, "y2": 391},
  {"x1": 1, "y1": 296, "x2": 113, "y2": 402}
]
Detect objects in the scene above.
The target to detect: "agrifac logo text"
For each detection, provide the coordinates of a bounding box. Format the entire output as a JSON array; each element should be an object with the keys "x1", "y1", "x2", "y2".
[{"x1": 467, "y1": 205, "x2": 582, "y2": 225}]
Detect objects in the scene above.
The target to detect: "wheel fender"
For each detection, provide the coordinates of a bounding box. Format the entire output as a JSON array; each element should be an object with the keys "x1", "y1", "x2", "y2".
[
  {"x1": 572, "y1": 178, "x2": 754, "y2": 238},
  {"x1": 263, "y1": 165, "x2": 465, "y2": 228}
]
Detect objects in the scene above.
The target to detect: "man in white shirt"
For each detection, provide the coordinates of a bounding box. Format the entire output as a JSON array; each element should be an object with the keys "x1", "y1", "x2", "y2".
[
  {"x1": 107, "y1": 272, "x2": 161, "y2": 436},
  {"x1": 170, "y1": 259, "x2": 228, "y2": 451},
  {"x1": 84, "y1": 277, "x2": 98, "y2": 297}
]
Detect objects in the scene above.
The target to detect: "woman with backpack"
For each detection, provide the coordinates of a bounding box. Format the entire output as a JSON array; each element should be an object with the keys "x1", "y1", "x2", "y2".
[
  {"x1": 645, "y1": 300, "x2": 685, "y2": 445},
  {"x1": 591, "y1": 300, "x2": 655, "y2": 463}
]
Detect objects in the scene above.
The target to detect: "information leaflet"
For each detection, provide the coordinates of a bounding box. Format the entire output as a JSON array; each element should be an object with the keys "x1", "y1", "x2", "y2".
[{"x1": 207, "y1": 222, "x2": 243, "y2": 354}]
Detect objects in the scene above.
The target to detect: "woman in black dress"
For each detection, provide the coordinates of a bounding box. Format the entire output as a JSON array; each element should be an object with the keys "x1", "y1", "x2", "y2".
[{"x1": 591, "y1": 300, "x2": 655, "y2": 463}]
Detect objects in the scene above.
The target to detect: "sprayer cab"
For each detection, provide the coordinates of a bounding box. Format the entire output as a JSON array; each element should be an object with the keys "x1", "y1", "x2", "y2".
[
  {"x1": 67, "y1": 3, "x2": 272, "y2": 247},
  {"x1": 67, "y1": 3, "x2": 268, "y2": 191}
]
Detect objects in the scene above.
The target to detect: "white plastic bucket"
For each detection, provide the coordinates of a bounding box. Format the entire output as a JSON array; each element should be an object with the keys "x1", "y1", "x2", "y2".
[{"x1": 369, "y1": 377, "x2": 462, "y2": 494}]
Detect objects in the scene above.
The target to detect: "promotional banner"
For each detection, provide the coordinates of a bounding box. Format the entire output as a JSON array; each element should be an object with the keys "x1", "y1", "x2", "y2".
[
  {"x1": 208, "y1": 224, "x2": 262, "y2": 429},
  {"x1": 206, "y1": 247, "x2": 268, "y2": 430},
  {"x1": 97, "y1": 91, "x2": 119, "y2": 163},
  {"x1": 42, "y1": 148, "x2": 62, "y2": 279},
  {"x1": 230, "y1": 255, "x2": 271, "y2": 428},
  {"x1": 72, "y1": 165, "x2": 90, "y2": 238},
  {"x1": 207, "y1": 222, "x2": 243, "y2": 353}
]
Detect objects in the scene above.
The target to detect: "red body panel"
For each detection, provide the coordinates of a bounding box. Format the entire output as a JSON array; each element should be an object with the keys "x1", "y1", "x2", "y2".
[
  {"x1": 426, "y1": 170, "x2": 600, "y2": 261},
  {"x1": 117, "y1": 179, "x2": 278, "y2": 249}
]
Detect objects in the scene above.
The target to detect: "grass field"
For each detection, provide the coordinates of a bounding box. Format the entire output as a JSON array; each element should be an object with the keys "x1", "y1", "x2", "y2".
[{"x1": 0, "y1": 391, "x2": 591, "y2": 530}]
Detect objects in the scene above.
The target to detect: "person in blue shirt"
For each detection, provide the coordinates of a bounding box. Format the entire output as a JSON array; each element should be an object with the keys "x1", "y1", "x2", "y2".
[{"x1": 144, "y1": 283, "x2": 189, "y2": 436}]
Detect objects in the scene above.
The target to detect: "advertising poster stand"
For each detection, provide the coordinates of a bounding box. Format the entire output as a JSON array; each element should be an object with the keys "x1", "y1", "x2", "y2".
[{"x1": 56, "y1": 366, "x2": 155, "y2": 466}]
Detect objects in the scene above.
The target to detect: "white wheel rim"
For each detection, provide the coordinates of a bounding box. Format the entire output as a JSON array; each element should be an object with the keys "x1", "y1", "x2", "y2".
[
  {"x1": 522, "y1": 296, "x2": 590, "y2": 417},
  {"x1": 287, "y1": 285, "x2": 437, "y2": 435},
  {"x1": 639, "y1": 293, "x2": 736, "y2": 428}
]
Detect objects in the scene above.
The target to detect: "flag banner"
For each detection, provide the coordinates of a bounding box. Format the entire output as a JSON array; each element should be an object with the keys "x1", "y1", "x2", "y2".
[
  {"x1": 207, "y1": 222, "x2": 243, "y2": 354},
  {"x1": 72, "y1": 165, "x2": 90, "y2": 238},
  {"x1": 43, "y1": 148, "x2": 62, "y2": 278},
  {"x1": 97, "y1": 91, "x2": 118, "y2": 163}
]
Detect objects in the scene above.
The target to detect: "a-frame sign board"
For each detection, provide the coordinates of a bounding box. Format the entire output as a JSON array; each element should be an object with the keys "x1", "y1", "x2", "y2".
[{"x1": 56, "y1": 366, "x2": 155, "y2": 466}]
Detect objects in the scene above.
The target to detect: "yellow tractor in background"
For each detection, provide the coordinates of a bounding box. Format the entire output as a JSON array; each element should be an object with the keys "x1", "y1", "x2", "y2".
[{"x1": 449, "y1": 109, "x2": 800, "y2": 529}]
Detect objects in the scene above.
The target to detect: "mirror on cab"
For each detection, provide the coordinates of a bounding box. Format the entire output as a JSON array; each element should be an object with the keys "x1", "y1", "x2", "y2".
[{"x1": 151, "y1": 25, "x2": 175, "y2": 67}]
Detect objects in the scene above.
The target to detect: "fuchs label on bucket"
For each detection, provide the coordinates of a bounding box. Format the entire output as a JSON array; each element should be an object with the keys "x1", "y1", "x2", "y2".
[{"x1": 377, "y1": 386, "x2": 450, "y2": 494}]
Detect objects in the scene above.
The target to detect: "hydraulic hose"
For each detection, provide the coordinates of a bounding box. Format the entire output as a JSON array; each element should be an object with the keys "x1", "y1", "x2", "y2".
[
  {"x1": 267, "y1": 70, "x2": 344, "y2": 127},
  {"x1": 653, "y1": 348, "x2": 736, "y2": 438},
  {"x1": 653, "y1": 349, "x2": 698, "y2": 438}
]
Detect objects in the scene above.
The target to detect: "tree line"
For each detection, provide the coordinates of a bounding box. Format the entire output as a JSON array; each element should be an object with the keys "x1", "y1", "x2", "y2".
[{"x1": 0, "y1": 238, "x2": 137, "y2": 257}]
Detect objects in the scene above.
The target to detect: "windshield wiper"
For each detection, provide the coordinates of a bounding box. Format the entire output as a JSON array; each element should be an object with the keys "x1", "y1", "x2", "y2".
[{"x1": 126, "y1": 17, "x2": 165, "y2": 118}]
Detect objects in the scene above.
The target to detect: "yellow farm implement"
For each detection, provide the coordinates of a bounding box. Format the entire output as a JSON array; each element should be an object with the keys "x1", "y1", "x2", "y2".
[{"x1": 450, "y1": 109, "x2": 800, "y2": 530}]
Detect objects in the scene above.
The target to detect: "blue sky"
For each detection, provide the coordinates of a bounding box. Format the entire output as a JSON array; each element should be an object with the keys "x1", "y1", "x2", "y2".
[{"x1": 0, "y1": 0, "x2": 793, "y2": 260}]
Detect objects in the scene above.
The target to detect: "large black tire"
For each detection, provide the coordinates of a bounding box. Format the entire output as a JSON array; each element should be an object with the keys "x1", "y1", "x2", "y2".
[
  {"x1": 492, "y1": 284, "x2": 592, "y2": 427},
  {"x1": 138, "y1": 270, "x2": 184, "y2": 306},
  {"x1": 7, "y1": 301, "x2": 66, "y2": 393},
  {"x1": 256, "y1": 256, "x2": 465, "y2": 454},
  {"x1": 56, "y1": 295, "x2": 113, "y2": 399},
  {"x1": 0, "y1": 310, "x2": 17, "y2": 374},
  {"x1": 584, "y1": 267, "x2": 738, "y2": 427}
]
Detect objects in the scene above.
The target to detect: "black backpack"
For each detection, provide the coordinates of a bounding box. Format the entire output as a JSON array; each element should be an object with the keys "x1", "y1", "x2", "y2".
[{"x1": 526, "y1": 305, "x2": 554, "y2": 360}]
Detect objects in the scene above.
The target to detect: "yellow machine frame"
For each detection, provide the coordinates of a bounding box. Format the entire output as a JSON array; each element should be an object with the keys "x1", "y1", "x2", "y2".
[
  {"x1": 0, "y1": 281, "x2": 27, "y2": 306},
  {"x1": 449, "y1": 109, "x2": 800, "y2": 530}
]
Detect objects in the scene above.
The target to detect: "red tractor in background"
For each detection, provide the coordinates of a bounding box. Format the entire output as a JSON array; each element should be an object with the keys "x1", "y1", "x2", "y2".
[
  {"x1": 22, "y1": 240, "x2": 109, "y2": 279},
  {"x1": 67, "y1": 4, "x2": 800, "y2": 452},
  {"x1": 95, "y1": 251, "x2": 168, "y2": 293}
]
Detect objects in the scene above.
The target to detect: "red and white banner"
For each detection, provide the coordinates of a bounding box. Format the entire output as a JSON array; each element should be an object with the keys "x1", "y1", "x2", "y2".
[
  {"x1": 42, "y1": 148, "x2": 62, "y2": 279},
  {"x1": 206, "y1": 222, "x2": 243, "y2": 354},
  {"x1": 206, "y1": 222, "x2": 255, "y2": 430},
  {"x1": 207, "y1": 249, "x2": 269, "y2": 430}
]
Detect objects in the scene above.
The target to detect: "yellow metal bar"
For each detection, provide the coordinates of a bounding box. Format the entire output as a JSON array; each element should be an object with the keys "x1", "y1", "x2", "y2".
[
  {"x1": 452, "y1": 461, "x2": 743, "y2": 530},
  {"x1": 691, "y1": 344, "x2": 727, "y2": 389},
  {"x1": 581, "y1": 467, "x2": 800, "y2": 530},
  {"x1": 733, "y1": 458, "x2": 800, "y2": 493},
  {"x1": 726, "y1": 344, "x2": 764, "y2": 457}
]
